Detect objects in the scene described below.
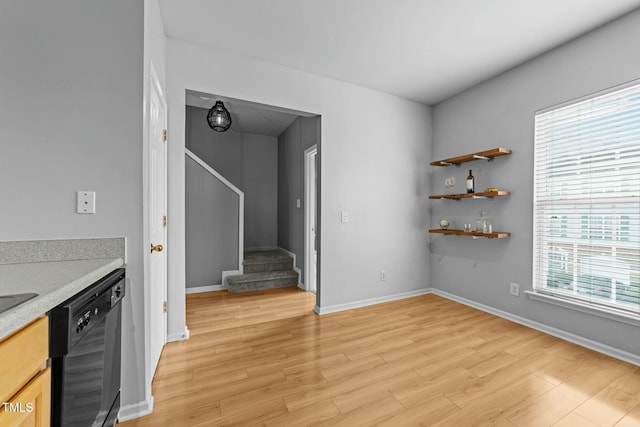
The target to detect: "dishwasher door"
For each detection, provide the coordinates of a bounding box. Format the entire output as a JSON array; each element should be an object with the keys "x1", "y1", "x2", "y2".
[
  {"x1": 53, "y1": 314, "x2": 108, "y2": 427},
  {"x1": 50, "y1": 269, "x2": 125, "y2": 427}
]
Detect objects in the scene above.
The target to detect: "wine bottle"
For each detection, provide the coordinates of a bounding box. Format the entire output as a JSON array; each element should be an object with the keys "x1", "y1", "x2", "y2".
[{"x1": 466, "y1": 169, "x2": 474, "y2": 193}]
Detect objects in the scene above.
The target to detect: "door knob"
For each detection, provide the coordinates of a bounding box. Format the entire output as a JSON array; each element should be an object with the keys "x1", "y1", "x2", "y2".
[{"x1": 150, "y1": 243, "x2": 164, "y2": 253}]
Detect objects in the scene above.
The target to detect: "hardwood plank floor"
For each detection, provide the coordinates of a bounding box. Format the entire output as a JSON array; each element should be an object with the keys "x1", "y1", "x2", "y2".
[{"x1": 119, "y1": 288, "x2": 640, "y2": 426}]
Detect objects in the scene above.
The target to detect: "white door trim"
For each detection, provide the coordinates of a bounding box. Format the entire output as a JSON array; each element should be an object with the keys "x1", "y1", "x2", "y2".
[{"x1": 304, "y1": 145, "x2": 318, "y2": 293}]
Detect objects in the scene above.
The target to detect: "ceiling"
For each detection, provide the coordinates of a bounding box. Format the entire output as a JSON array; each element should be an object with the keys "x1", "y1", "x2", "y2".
[
  {"x1": 160, "y1": 0, "x2": 640, "y2": 105},
  {"x1": 186, "y1": 91, "x2": 301, "y2": 136}
]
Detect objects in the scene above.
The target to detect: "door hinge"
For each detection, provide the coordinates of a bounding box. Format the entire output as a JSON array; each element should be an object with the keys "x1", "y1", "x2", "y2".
[
  {"x1": 162, "y1": 129, "x2": 167, "y2": 142},
  {"x1": 163, "y1": 301, "x2": 167, "y2": 313},
  {"x1": 163, "y1": 215, "x2": 167, "y2": 228}
]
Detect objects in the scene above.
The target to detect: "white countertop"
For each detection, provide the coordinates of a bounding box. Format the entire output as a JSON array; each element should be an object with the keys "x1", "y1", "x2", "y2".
[{"x1": 0, "y1": 258, "x2": 124, "y2": 340}]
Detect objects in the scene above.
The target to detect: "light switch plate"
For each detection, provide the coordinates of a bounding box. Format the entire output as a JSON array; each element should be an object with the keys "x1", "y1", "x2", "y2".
[
  {"x1": 77, "y1": 191, "x2": 96, "y2": 214},
  {"x1": 341, "y1": 211, "x2": 349, "y2": 223}
]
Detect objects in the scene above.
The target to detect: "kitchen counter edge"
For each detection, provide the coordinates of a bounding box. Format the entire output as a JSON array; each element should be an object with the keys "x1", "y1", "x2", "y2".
[{"x1": 0, "y1": 258, "x2": 124, "y2": 340}]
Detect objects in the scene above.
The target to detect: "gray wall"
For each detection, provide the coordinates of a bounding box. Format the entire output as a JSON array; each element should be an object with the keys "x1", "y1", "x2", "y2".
[
  {"x1": 0, "y1": 0, "x2": 145, "y2": 405},
  {"x1": 185, "y1": 156, "x2": 239, "y2": 288},
  {"x1": 186, "y1": 106, "x2": 278, "y2": 250},
  {"x1": 430, "y1": 9, "x2": 640, "y2": 356},
  {"x1": 243, "y1": 133, "x2": 279, "y2": 250},
  {"x1": 278, "y1": 116, "x2": 320, "y2": 281}
]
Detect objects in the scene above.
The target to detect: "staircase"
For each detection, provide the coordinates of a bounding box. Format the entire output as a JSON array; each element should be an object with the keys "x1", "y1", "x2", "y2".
[{"x1": 226, "y1": 250, "x2": 299, "y2": 293}]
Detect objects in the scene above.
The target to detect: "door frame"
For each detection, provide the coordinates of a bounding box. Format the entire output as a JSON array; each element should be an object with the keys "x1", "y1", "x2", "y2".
[{"x1": 304, "y1": 145, "x2": 318, "y2": 293}]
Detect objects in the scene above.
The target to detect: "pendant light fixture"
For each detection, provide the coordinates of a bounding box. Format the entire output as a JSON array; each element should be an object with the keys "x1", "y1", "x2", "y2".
[{"x1": 206, "y1": 100, "x2": 232, "y2": 132}]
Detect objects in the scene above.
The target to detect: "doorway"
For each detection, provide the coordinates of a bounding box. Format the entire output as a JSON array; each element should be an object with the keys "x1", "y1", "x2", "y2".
[
  {"x1": 183, "y1": 92, "x2": 321, "y2": 300},
  {"x1": 304, "y1": 145, "x2": 318, "y2": 293}
]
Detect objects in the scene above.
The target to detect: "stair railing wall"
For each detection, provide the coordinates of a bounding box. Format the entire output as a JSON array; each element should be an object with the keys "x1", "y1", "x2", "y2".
[{"x1": 185, "y1": 148, "x2": 244, "y2": 289}]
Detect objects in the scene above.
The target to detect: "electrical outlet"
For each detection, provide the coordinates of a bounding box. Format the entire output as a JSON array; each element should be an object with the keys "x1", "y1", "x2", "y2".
[
  {"x1": 380, "y1": 271, "x2": 386, "y2": 281},
  {"x1": 509, "y1": 282, "x2": 520, "y2": 296}
]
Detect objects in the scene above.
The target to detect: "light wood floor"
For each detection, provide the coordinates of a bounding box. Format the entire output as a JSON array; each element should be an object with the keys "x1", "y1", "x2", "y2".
[{"x1": 119, "y1": 287, "x2": 640, "y2": 427}]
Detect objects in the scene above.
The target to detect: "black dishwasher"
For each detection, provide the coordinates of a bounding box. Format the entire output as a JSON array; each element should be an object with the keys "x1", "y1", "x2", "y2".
[{"x1": 49, "y1": 268, "x2": 125, "y2": 427}]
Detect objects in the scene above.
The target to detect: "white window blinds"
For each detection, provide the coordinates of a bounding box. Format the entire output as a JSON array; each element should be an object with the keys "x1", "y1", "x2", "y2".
[{"x1": 533, "y1": 80, "x2": 640, "y2": 314}]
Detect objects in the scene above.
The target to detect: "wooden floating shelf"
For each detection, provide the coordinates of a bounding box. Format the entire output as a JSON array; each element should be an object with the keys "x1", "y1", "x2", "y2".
[
  {"x1": 428, "y1": 229, "x2": 511, "y2": 239},
  {"x1": 431, "y1": 147, "x2": 511, "y2": 167},
  {"x1": 429, "y1": 190, "x2": 511, "y2": 200}
]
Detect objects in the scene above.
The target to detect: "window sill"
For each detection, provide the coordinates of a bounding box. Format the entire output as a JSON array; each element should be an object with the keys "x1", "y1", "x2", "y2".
[{"x1": 525, "y1": 290, "x2": 640, "y2": 327}]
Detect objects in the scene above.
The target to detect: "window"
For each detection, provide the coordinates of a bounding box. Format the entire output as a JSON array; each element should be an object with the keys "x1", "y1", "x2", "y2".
[{"x1": 533, "y1": 80, "x2": 640, "y2": 315}]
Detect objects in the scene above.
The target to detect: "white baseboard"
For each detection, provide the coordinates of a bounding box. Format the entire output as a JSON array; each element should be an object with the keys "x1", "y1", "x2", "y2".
[
  {"x1": 278, "y1": 247, "x2": 303, "y2": 288},
  {"x1": 118, "y1": 395, "x2": 154, "y2": 422},
  {"x1": 221, "y1": 269, "x2": 241, "y2": 288},
  {"x1": 167, "y1": 326, "x2": 190, "y2": 342},
  {"x1": 314, "y1": 286, "x2": 639, "y2": 366},
  {"x1": 430, "y1": 288, "x2": 640, "y2": 367},
  {"x1": 315, "y1": 288, "x2": 432, "y2": 315},
  {"x1": 186, "y1": 284, "x2": 225, "y2": 294}
]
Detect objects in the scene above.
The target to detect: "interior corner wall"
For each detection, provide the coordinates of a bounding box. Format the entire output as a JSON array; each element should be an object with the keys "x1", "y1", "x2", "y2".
[
  {"x1": 243, "y1": 133, "x2": 279, "y2": 250},
  {"x1": 0, "y1": 0, "x2": 146, "y2": 406},
  {"x1": 277, "y1": 116, "x2": 320, "y2": 281},
  {"x1": 430, "y1": 9, "x2": 640, "y2": 356},
  {"x1": 166, "y1": 39, "x2": 432, "y2": 313}
]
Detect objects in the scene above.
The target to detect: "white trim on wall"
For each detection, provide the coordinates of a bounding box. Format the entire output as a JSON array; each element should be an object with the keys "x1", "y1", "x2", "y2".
[
  {"x1": 304, "y1": 145, "x2": 318, "y2": 294},
  {"x1": 278, "y1": 246, "x2": 303, "y2": 288},
  {"x1": 185, "y1": 284, "x2": 225, "y2": 294},
  {"x1": 431, "y1": 289, "x2": 640, "y2": 367},
  {"x1": 185, "y1": 148, "x2": 242, "y2": 194},
  {"x1": 221, "y1": 269, "x2": 240, "y2": 288},
  {"x1": 315, "y1": 288, "x2": 432, "y2": 315},
  {"x1": 167, "y1": 326, "x2": 190, "y2": 343},
  {"x1": 118, "y1": 395, "x2": 154, "y2": 423},
  {"x1": 314, "y1": 286, "x2": 640, "y2": 367},
  {"x1": 185, "y1": 148, "x2": 244, "y2": 275}
]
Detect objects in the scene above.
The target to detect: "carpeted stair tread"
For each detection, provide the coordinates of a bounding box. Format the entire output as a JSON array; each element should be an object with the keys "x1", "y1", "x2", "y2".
[
  {"x1": 226, "y1": 270, "x2": 298, "y2": 293},
  {"x1": 243, "y1": 250, "x2": 294, "y2": 273},
  {"x1": 227, "y1": 270, "x2": 298, "y2": 284},
  {"x1": 227, "y1": 250, "x2": 298, "y2": 292},
  {"x1": 243, "y1": 250, "x2": 292, "y2": 264}
]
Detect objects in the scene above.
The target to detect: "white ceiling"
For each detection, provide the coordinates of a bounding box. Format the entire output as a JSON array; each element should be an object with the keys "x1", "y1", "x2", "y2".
[
  {"x1": 160, "y1": 0, "x2": 640, "y2": 105},
  {"x1": 186, "y1": 90, "x2": 301, "y2": 136}
]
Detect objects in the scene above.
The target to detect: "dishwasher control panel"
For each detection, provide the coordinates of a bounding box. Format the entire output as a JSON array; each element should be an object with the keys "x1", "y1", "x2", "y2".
[
  {"x1": 75, "y1": 308, "x2": 100, "y2": 333},
  {"x1": 71, "y1": 290, "x2": 109, "y2": 338}
]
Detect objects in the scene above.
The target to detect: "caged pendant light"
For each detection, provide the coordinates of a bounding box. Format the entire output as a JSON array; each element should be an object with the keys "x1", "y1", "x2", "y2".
[{"x1": 206, "y1": 101, "x2": 232, "y2": 132}]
